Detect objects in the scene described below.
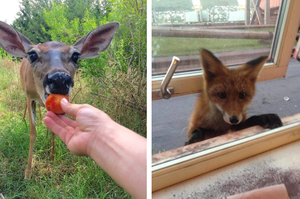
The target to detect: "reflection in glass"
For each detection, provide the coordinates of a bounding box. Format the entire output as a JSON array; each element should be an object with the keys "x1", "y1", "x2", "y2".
[{"x1": 152, "y1": 0, "x2": 282, "y2": 75}]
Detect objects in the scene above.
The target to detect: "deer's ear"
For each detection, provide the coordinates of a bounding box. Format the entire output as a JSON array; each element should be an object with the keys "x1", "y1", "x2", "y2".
[
  {"x1": 0, "y1": 21, "x2": 33, "y2": 57},
  {"x1": 73, "y1": 22, "x2": 119, "y2": 59}
]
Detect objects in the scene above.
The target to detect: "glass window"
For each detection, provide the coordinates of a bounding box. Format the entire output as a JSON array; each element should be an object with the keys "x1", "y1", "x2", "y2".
[{"x1": 152, "y1": 0, "x2": 282, "y2": 75}]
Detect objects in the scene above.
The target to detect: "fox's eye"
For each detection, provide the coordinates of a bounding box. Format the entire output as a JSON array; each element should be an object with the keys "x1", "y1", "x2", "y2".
[
  {"x1": 239, "y1": 92, "x2": 246, "y2": 99},
  {"x1": 218, "y1": 92, "x2": 227, "y2": 99}
]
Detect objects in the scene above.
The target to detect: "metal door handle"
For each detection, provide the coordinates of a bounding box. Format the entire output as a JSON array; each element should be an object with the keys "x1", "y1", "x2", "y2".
[{"x1": 160, "y1": 56, "x2": 180, "y2": 99}]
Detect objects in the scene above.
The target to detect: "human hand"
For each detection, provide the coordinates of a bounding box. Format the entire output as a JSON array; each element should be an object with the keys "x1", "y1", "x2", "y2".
[
  {"x1": 43, "y1": 98, "x2": 112, "y2": 156},
  {"x1": 44, "y1": 98, "x2": 147, "y2": 199}
]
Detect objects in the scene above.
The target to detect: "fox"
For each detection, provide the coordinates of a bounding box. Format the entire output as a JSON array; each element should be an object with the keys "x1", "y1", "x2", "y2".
[{"x1": 185, "y1": 49, "x2": 283, "y2": 145}]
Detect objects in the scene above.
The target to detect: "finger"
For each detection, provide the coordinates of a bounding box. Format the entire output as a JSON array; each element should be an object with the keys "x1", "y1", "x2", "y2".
[
  {"x1": 44, "y1": 112, "x2": 77, "y2": 145},
  {"x1": 60, "y1": 98, "x2": 82, "y2": 118},
  {"x1": 45, "y1": 111, "x2": 70, "y2": 129},
  {"x1": 58, "y1": 114, "x2": 78, "y2": 129},
  {"x1": 43, "y1": 115, "x2": 72, "y2": 144},
  {"x1": 45, "y1": 111, "x2": 77, "y2": 129}
]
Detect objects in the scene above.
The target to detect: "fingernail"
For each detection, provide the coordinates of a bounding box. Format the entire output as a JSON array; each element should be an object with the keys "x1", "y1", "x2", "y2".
[{"x1": 61, "y1": 98, "x2": 68, "y2": 104}]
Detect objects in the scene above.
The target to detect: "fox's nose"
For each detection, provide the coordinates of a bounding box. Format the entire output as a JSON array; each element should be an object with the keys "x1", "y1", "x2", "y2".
[{"x1": 230, "y1": 116, "x2": 239, "y2": 124}]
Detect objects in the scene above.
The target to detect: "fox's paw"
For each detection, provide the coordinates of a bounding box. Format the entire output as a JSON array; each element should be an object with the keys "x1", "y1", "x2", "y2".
[
  {"x1": 185, "y1": 129, "x2": 204, "y2": 145},
  {"x1": 255, "y1": 114, "x2": 283, "y2": 129}
]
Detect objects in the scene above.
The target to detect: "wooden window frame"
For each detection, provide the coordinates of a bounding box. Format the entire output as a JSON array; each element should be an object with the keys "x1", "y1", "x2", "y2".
[
  {"x1": 152, "y1": 1, "x2": 299, "y2": 100},
  {"x1": 152, "y1": 0, "x2": 300, "y2": 192}
]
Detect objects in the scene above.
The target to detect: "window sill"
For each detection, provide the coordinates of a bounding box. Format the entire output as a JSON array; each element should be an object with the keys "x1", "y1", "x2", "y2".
[{"x1": 152, "y1": 113, "x2": 300, "y2": 192}]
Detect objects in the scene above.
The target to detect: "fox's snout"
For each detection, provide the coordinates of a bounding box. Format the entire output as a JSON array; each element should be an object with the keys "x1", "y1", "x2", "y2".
[
  {"x1": 223, "y1": 114, "x2": 243, "y2": 125},
  {"x1": 218, "y1": 107, "x2": 244, "y2": 125},
  {"x1": 215, "y1": 104, "x2": 244, "y2": 125},
  {"x1": 229, "y1": 116, "x2": 239, "y2": 124}
]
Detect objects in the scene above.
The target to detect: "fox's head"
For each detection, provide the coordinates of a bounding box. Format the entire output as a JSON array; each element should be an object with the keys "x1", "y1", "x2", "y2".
[{"x1": 201, "y1": 49, "x2": 268, "y2": 125}]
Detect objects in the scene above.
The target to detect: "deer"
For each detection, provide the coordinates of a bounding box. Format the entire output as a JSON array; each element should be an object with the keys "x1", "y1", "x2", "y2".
[{"x1": 0, "y1": 21, "x2": 119, "y2": 179}]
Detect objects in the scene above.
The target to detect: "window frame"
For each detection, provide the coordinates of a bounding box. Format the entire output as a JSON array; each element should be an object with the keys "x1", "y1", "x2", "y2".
[
  {"x1": 152, "y1": 0, "x2": 297, "y2": 100},
  {"x1": 152, "y1": 0, "x2": 300, "y2": 192}
]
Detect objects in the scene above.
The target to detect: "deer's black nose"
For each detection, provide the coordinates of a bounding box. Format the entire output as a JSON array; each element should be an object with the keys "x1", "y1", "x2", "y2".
[{"x1": 43, "y1": 72, "x2": 74, "y2": 95}]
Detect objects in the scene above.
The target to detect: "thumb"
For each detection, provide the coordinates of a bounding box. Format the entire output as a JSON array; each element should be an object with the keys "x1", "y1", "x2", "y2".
[{"x1": 60, "y1": 98, "x2": 81, "y2": 118}]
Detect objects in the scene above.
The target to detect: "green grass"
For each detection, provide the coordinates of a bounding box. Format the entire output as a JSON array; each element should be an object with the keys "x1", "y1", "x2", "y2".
[
  {"x1": 0, "y1": 58, "x2": 146, "y2": 198},
  {"x1": 152, "y1": 37, "x2": 271, "y2": 57}
]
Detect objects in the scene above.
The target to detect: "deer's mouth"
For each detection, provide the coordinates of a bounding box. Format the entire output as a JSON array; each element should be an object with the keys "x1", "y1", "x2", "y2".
[
  {"x1": 45, "y1": 92, "x2": 50, "y2": 101},
  {"x1": 44, "y1": 89, "x2": 71, "y2": 101},
  {"x1": 43, "y1": 72, "x2": 74, "y2": 101}
]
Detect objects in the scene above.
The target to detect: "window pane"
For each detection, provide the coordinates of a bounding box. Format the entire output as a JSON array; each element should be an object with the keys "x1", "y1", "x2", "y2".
[
  {"x1": 152, "y1": 0, "x2": 287, "y2": 156},
  {"x1": 152, "y1": 0, "x2": 282, "y2": 75}
]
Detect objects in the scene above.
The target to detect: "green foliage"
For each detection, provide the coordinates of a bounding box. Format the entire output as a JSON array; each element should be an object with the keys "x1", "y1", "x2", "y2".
[
  {"x1": 82, "y1": 9, "x2": 97, "y2": 34},
  {"x1": 152, "y1": 37, "x2": 271, "y2": 57},
  {"x1": 0, "y1": 48, "x2": 13, "y2": 60},
  {"x1": 86, "y1": 66, "x2": 147, "y2": 135},
  {"x1": 107, "y1": 0, "x2": 147, "y2": 74},
  {"x1": 13, "y1": 0, "x2": 146, "y2": 76},
  {"x1": 13, "y1": 0, "x2": 52, "y2": 44},
  {"x1": 79, "y1": 8, "x2": 110, "y2": 75},
  {"x1": 64, "y1": 0, "x2": 94, "y2": 22},
  {"x1": 42, "y1": 2, "x2": 80, "y2": 44},
  {"x1": 11, "y1": 0, "x2": 146, "y2": 75}
]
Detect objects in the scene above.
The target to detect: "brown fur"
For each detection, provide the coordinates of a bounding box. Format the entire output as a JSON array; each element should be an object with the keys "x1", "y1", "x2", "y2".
[{"x1": 187, "y1": 49, "x2": 268, "y2": 140}]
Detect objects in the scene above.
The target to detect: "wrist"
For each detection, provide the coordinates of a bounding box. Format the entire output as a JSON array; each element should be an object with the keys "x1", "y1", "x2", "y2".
[
  {"x1": 86, "y1": 116, "x2": 117, "y2": 158},
  {"x1": 86, "y1": 119, "x2": 146, "y2": 199}
]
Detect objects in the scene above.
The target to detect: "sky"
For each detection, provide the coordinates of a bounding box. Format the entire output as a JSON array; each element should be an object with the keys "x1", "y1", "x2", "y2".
[{"x1": 0, "y1": 0, "x2": 21, "y2": 25}]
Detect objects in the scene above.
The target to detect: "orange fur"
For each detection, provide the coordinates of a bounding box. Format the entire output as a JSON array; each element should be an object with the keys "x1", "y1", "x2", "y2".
[{"x1": 187, "y1": 49, "x2": 268, "y2": 140}]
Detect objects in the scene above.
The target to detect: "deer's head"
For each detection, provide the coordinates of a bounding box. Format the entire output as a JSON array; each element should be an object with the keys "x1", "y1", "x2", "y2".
[{"x1": 0, "y1": 21, "x2": 119, "y2": 103}]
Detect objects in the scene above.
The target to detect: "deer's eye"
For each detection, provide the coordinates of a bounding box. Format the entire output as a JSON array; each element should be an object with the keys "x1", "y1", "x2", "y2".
[
  {"x1": 71, "y1": 52, "x2": 80, "y2": 63},
  {"x1": 27, "y1": 51, "x2": 38, "y2": 63},
  {"x1": 218, "y1": 92, "x2": 227, "y2": 99}
]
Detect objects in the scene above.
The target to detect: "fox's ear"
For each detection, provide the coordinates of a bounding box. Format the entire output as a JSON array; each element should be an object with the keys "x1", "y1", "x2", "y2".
[
  {"x1": 242, "y1": 56, "x2": 269, "y2": 82},
  {"x1": 200, "y1": 49, "x2": 225, "y2": 81}
]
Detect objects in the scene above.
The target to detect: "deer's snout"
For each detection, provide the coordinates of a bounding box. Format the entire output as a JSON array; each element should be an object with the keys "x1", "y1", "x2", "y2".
[{"x1": 43, "y1": 72, "x2": 74, "y2": 96}]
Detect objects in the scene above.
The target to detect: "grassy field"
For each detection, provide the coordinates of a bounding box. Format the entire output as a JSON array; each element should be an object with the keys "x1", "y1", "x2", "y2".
[
  {"x1": 152, "y1": 37, "x2": 271, "y2": 57},
  {"x1": 0, "y1": 58, "x2": 146, "y2": 198}
]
